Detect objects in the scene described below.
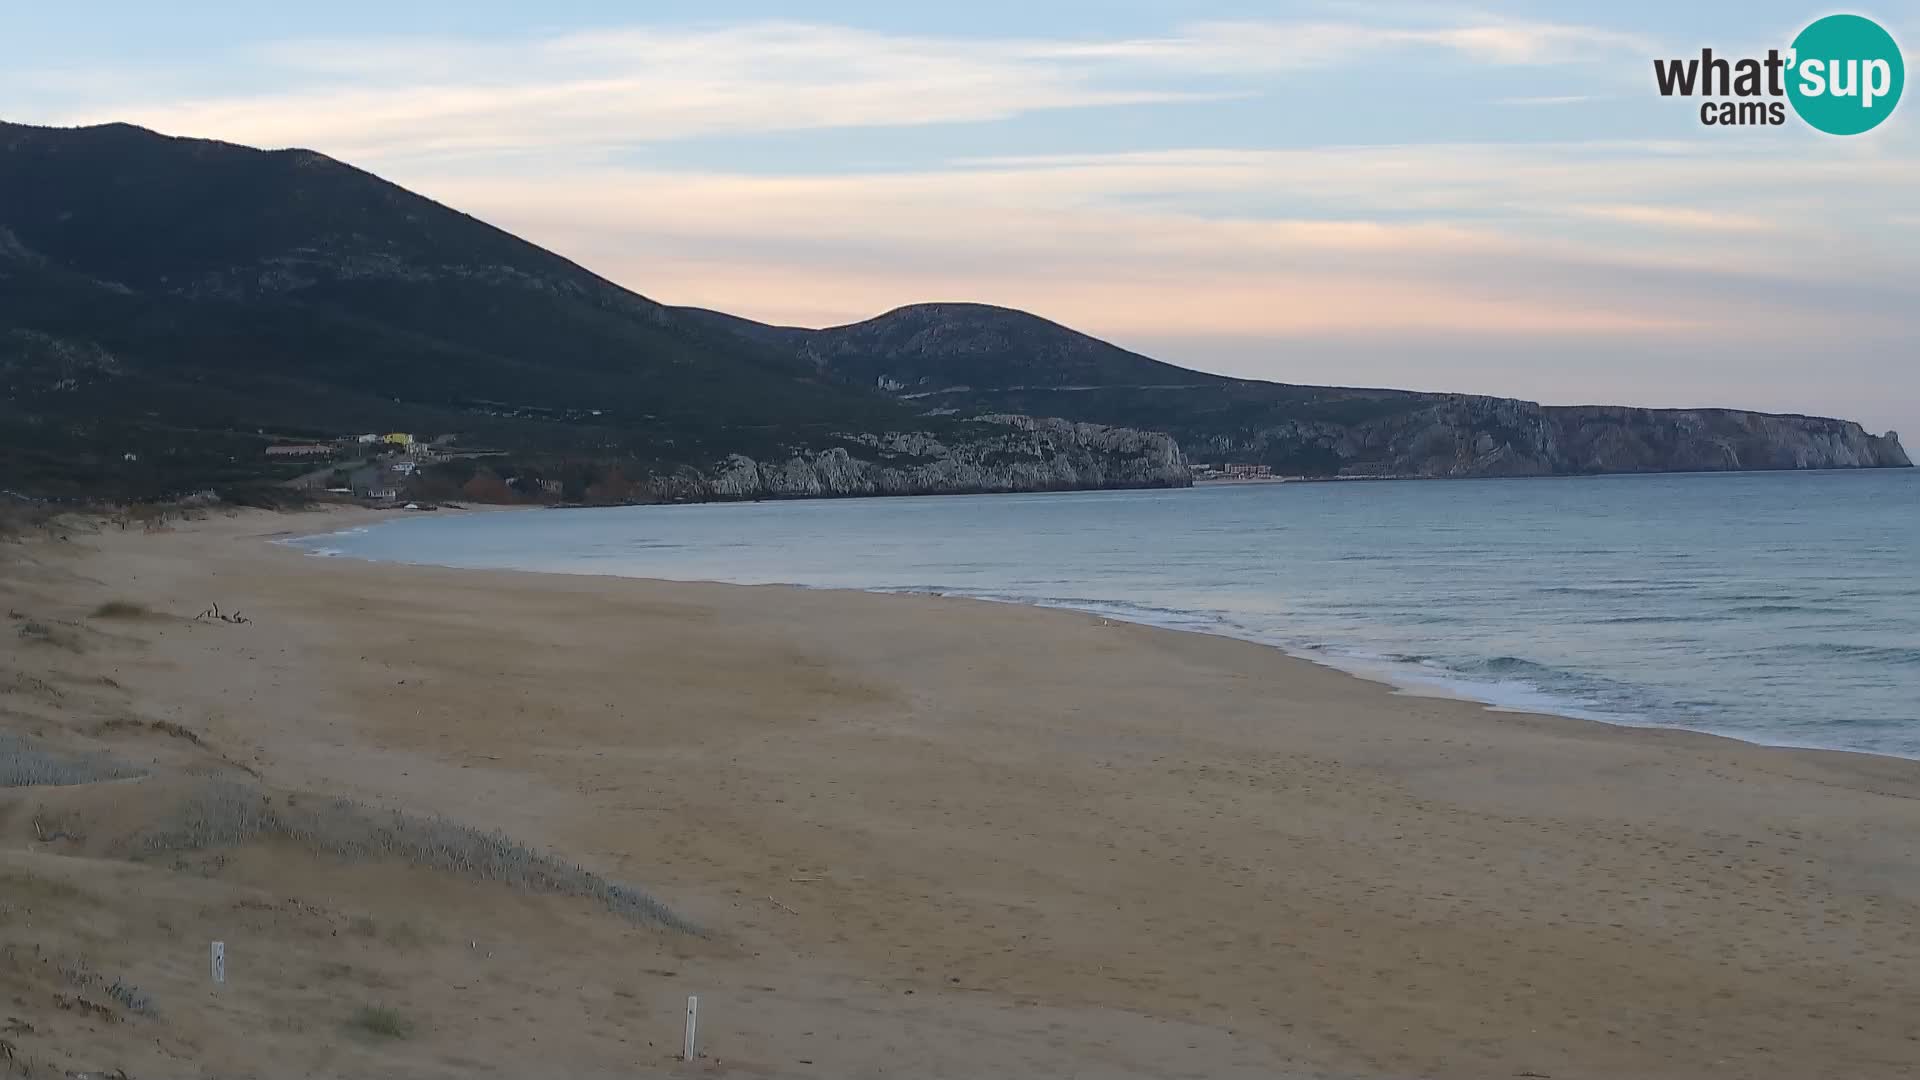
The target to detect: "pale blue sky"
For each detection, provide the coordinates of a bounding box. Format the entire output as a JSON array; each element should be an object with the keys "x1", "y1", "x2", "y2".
[{"x1": 7, "y1": 2, "x2": 1916, "y2": 437}]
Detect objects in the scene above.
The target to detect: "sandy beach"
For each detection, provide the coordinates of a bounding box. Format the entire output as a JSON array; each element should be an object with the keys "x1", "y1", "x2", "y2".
[{"x1": 4, "y1": 506, "x2": 1919, "y2": 1079}]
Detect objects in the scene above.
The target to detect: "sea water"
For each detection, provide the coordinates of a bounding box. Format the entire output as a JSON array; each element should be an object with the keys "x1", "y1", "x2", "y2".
[{"x1": 296, "y1": 470, "x2": 1920, "y2": 758}]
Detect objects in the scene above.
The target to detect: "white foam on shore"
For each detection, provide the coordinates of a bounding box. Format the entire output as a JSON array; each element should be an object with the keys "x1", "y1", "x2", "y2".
[
  {"x1": 877, "y1": 585, "x2": 1642, "y2": 729},
  {"x1": 1295, "y1": 650, "x2": 1630, "y2": 723},
  {"x1": 277, "y1": 522, "x2": 386, "y2": 557},
  {"x1": 921, "y1": 588, "x2": 1902, "y2": 756}
]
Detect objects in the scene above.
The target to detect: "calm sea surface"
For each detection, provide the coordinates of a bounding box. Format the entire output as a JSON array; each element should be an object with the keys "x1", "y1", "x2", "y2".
[{"x1": 297, "y1": 470, "x2": 1920, "y2": 758}]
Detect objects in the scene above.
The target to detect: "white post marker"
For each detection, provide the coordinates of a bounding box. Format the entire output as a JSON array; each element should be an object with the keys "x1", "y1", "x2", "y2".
[
  {"x1": 683, "y1": 995, "x2": 699, "y2": 1061},
  {"x1": 210, "y1": 941, "x2": 226, "y2": 986}
]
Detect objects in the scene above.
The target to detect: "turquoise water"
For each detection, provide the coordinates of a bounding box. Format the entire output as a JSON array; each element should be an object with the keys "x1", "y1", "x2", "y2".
[{"x1": 297, "y1": 470, "x2": 1920, "y2": 758}]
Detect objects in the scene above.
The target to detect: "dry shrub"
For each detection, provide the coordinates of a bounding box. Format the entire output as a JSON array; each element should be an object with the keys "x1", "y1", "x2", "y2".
[
  {"x1": 136, "y1": 781, "x2": 693, "y2": 930},
  {"x1": 0, "y1": 732, "x2": 144, "y2": 787},
  {"x1": 88, "y1": 600, "x2": 150, "y2": 619},
  {"x1": 15, "y1": 620, "x2": 83, "y2": 652}
]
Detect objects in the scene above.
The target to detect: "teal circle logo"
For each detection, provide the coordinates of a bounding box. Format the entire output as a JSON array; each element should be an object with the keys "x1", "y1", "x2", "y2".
[{"x1": 1787, "y1": 14, "x2": 1905, "y2": 135}]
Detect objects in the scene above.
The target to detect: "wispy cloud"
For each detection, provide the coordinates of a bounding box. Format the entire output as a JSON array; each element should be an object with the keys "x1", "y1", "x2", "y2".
[
  {"x1": 1045, "y1": 16, "x2": 1653, "y2": 69},
  {"x1": 23, "y1": 14, "x2": 1651, "y2": 162},
  {"x1": 1492, "y1": 95, "x2": 1604, "y2": 106},
  {"x1": 939, "y1": 144, "x2": 1913, "y2": 260},
  {"x1": 40, "y1": 23, "x2": 1215, "y2": 160},
  {"x1": 393, "y1": 140, "x2": 1915, "y2": 346},
  {"x1": 1569, "y1": 204, "x2": 1777, "y2": 232}
]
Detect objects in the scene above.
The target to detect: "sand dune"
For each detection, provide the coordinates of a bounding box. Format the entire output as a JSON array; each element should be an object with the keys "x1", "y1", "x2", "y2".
[{"x1": 3, "y1": 506, "x2": 1918, "y2": 1078}]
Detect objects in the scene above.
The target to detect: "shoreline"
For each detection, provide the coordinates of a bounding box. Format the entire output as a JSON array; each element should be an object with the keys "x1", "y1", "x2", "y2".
[
  {"x1": 283, "y1": 504, "x2": 1920, "y2": 768},
  {"x1": 9, "y1": 506, "x2": 1920, "y2": 1078}
]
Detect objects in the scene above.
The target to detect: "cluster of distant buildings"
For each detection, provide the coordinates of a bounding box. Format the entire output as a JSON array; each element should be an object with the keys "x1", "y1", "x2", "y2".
[
  {"x1": 263, "y1": 432, "x2": 421, "y2": 459},
  {"x1": 260, "y1": 433, "x2": 441, "y2": 502},
  {"x1": 1188, "y1": 462, "x2": 1275, "y2": 481}
]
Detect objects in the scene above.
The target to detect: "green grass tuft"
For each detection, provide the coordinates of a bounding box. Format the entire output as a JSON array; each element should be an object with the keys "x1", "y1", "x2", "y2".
[{"x1": 347, "y1": 1004, "x2": 413, "y2": 1039}]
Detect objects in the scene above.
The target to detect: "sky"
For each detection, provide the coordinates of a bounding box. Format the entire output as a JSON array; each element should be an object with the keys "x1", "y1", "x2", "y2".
[{"x1": 6, "y1": 1, "x2": 1917, "y2": 437}]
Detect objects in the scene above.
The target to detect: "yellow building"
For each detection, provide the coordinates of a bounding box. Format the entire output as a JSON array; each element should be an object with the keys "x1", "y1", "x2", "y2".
[{"x1": 383, "y1": 433, "x2": 415, "y2": 447}]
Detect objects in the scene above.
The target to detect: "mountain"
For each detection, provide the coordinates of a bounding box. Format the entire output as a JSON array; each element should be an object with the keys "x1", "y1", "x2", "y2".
[
  {"x1": 0, "y1": 122, "x2": 1183, "y2": 500},
  {"x1": 1, "y1": 121, "x2": 1905, "y2": 505},
  {"x1": 690, "y1": 302, "x2": 1220, "y2": 393},
  {"x1": 683, "y1": 303, "x2": 1911, "y2": 477}
]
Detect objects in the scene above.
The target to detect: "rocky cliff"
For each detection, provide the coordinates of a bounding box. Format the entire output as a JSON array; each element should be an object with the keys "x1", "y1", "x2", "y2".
[
  {"x1": 660, "y1": 415, "x2": 1190, "y2": 500},
  {"x1": 1182, "y1": 395, "x2": 1910, "y2": 478},
  {"x1": 1545, "y1": 406, "x2": 1908, "y2": 474}
]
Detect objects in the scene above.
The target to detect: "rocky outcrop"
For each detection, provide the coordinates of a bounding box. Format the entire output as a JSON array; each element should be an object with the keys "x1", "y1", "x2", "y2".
[
  {"x1": 1181, "y1": 395, "x2": 1908, "y2": 478},
  {"x1": 1545, "y1": 406, "x2": 1907, "y2": 473},
  {"x1": 666, "y1": 415, "x2": 1189, "y2": 499}
]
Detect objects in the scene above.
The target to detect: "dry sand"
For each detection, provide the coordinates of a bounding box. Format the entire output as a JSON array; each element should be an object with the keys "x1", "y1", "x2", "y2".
[{"x1": 3, "y1": 505, "x2": 1918, "y2": 1079}]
